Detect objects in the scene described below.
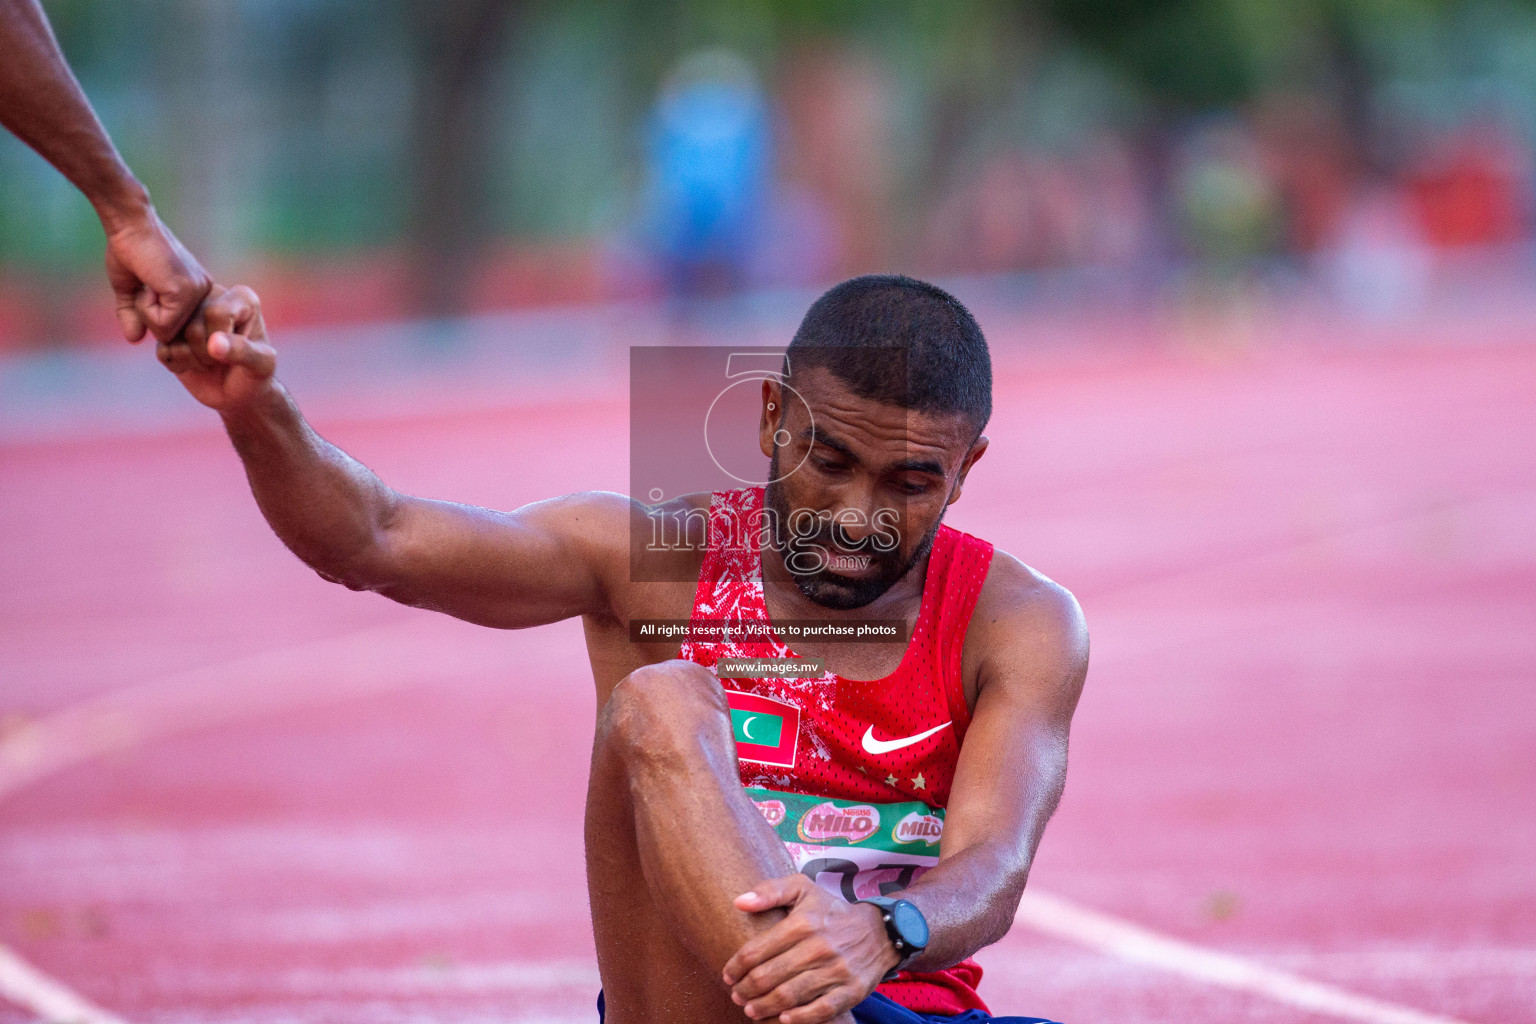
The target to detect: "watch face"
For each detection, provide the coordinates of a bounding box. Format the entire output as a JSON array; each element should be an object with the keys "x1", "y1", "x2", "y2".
[{"x1": 891, "y1": 900, "x2": 929, "y2": 950}]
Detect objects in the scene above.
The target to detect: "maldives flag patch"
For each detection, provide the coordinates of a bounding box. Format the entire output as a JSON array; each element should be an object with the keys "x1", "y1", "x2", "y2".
[{"x1": 725, "y1": 690, "x2": 799, "y2": 769}]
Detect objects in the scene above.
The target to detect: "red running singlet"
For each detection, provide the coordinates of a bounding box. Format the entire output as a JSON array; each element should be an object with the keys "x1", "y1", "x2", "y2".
[{"x1": 679, "y1": 487, "x2": 996, "y2": 1014}]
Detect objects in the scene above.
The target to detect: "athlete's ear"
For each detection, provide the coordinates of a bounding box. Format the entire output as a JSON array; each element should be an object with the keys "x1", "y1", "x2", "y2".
[
  {"x1": 947, "y1": 435, "x2": 989, "y2": 506},
  {"x1": 759, "y1": 378, "x2": 785, "y2": 459}
]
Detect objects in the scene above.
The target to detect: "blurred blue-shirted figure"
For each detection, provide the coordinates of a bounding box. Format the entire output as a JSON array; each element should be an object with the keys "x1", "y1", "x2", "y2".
[{"x1": 640, "y1": 50, "x2": 770, "y2": 297}]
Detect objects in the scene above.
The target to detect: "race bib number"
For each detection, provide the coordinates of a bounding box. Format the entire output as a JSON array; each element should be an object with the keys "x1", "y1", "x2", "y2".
[{"x1": 746, "y1": 787, "x2": 944, "y2": 902}]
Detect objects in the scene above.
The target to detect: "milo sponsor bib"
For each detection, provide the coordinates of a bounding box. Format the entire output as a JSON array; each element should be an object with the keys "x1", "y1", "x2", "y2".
[{"x1": 747, "y1": 787, "x2": 944, "y2": 902}]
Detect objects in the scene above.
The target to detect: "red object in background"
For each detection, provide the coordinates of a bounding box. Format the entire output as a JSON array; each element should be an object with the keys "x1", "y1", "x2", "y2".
[
  {"x1": 0, "y1": 241, "x2": 614, "y2": 353},
  {"x1": 1408, "y1": 126, "x2": 1529, "y2": 249}
]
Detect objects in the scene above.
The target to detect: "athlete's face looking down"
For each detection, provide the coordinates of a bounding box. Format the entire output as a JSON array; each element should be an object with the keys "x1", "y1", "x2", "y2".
[{"x1": 758, "y1": 367, "x2": 987, "y2": 610}]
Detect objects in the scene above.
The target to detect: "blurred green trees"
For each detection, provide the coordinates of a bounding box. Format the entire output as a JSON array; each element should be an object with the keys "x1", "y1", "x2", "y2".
[{"x1": 1, "y1": 0, "x2": 1530, "y2": 294}]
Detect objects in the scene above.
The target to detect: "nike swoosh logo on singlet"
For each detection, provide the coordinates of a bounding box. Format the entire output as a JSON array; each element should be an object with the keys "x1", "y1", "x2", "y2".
[{"x1": 860, "y1": 721, "x2": 952, "y2": 755}]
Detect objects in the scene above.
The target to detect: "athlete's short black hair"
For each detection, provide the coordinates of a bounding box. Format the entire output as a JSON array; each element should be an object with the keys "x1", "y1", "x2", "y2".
[{"x1": 785, "y1": 274, "x2": 991, "y2": 437}]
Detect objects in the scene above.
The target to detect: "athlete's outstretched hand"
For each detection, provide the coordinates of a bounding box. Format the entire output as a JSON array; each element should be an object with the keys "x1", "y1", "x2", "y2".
[
  {"x1": 723, "y1": 874, "x2": 897, "y2": 1024},
  {"x1": 157, "y1": 285, "x2": 276, "y2": 413}
]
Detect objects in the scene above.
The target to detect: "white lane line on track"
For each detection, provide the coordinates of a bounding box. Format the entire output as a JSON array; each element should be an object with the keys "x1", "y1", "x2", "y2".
[
  {"x1": 0, "y1": 944, "x2": 127, "y2": 1024},
  {"x1": 1268, "y1": 947, "x2": 1536, "y2": 977},
  {"x1": 1015, "y1": 890, "x2": 1477, "y2": 1024},
  {"x1": 143, "y1": 959, "x2": 602, "y2": 997},
  {"x1": 0, "y1": 618, "x2": 485, "y2": 1023},
  {"x1": 0, "y1": 618, "x2": 466, "y2": 802},
  {"x1": 0, "y1": 621, "x2": 1486, "y2": 1024}
]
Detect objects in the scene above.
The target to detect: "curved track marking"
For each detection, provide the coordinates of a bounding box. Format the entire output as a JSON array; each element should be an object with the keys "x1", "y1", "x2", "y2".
[
  {"x1": 154, "y1": 959, "x2": 602, "y2": 996},
  {"x1": 0, "y1": 618, "x2": 495, "y2": 1022},
  {"x1": 1016, "y1": 890, "x2": 1477, "y2": 1024},
  {"x1": 0, "y1": 944, "x2": 128, "y2": 1024},
  {"x1": 0, "y1": 616, "x2": 512, "y2": 802},
  {"x1": 0, "y1": 619, "x2": 1489, "y2": 1024}
]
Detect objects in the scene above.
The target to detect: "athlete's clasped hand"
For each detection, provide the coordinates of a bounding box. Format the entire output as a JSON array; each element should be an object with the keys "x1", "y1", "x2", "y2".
[
  {"x1": 724, "y1": 874, "x2": 898, "y2": 1024},
  {"x1": 156, "y1": 285, "x2": 278, "y2": 413}
]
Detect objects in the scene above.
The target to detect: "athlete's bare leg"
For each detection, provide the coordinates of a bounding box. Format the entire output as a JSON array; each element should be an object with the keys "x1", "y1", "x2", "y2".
[{"x1": 585, "y1": 660, "x2": 853, "y2": 1023}]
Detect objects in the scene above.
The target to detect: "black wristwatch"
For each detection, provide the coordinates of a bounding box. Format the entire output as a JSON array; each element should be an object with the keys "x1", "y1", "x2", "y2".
[{"x1": 858, "y1": 896, "x2": 929, "y2": 980}]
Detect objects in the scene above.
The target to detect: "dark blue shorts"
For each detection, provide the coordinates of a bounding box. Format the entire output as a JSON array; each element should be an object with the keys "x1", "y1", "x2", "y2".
[
  {"x1": 597, "y1": 990, "x2": 1061, "y2": 1023},
  {"x1": 851, "y1": 992, "x2": 1060, "y2": 1024}
]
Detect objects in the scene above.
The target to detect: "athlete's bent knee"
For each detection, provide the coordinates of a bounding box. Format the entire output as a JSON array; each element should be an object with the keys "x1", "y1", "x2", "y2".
[{"x1": 598, "y1": 660, "x2": 729, "y2": 769}]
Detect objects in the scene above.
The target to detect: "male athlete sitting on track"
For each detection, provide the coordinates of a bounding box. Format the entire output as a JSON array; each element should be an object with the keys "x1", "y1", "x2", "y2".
[{"x1": 154, "y1": 274, "x2": 1088, "y2": 1024}]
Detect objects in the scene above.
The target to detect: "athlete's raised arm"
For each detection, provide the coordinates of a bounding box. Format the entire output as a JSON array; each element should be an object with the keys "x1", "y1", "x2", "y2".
[
  {"x1": 0, "y1": 0, "x2": 209, "y2": 342},
  {"x1": 157, "y1": 286, "x2": 635, "y2": 630}
]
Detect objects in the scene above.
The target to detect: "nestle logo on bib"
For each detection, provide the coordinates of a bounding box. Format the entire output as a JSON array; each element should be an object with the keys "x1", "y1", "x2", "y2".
[
  {"x1": 754, "y1": 799, "x2": 787, "y2": 827},
  {"x1": 797, "y1": 802, "x2": 879, "y2": 844},
  {"x1": 893, "y1": 810, "x2": 943, "y2": 846}
]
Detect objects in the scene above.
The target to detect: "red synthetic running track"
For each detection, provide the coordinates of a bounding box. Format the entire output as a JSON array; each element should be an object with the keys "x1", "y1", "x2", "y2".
[{"x1": 1, "y1": 331, "x2": 1533, "y2": 1023}]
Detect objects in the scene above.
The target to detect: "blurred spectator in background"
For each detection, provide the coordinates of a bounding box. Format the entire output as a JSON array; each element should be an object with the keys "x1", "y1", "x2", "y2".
[
  {"x1": 775, "y1": 45, "x2": 894, "y2": 279},
  {"x1": 1173, "y1": 118, "x2": 1286, "y2": 277},
  {"x1": 1254, "y1": 94, "x2": 1354, "y2": 259},
  {"x1": 5, "y1": 0, "x2": 1536, "y2": 346},
  {"x1": 1077, "y1": 134, "x2": 1157, "y2": 268},
  {"x1": 637, "y1": 49, "x2": 770, "y2": 300},
  {"x1": 405, "y1": 1, "x2": 521, "y2": 319},
  {"x1": 926, "y1": 134, "x2": 1154, "y2": 274}
]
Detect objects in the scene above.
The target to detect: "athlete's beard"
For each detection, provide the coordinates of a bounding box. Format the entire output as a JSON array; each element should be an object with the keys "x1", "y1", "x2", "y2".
[{"x1": 764, "y1": 449, "x2": 944, "y2": 610}]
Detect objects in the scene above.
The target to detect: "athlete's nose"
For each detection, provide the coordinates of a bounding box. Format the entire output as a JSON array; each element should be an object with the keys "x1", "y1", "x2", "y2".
[{"x1": 827, "y1": 489, "x2": 880, "y2": 549}]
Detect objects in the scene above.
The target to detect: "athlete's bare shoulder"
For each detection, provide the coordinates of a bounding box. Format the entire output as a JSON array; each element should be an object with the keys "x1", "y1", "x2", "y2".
[
  {"x1": 544, "y1": 488, "x2": 709, "y2": 580},
  {"x1": 626, "y1": 490, "x2": 713, "y2": 565},
  {"x1": 962, "y1": 547, "x2": 1088, "y2": 709},
  {"x1": 564, "y1": 490, "x2": 713, "y2": 617},
  {"x1": 973, "y1": 549, "x2": 1086, "y2": 650}
]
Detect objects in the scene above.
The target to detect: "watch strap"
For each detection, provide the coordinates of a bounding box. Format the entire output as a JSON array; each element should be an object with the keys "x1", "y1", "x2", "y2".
[{"x1": 859, "y1": 897, "x2": 926, "y2": 981}]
